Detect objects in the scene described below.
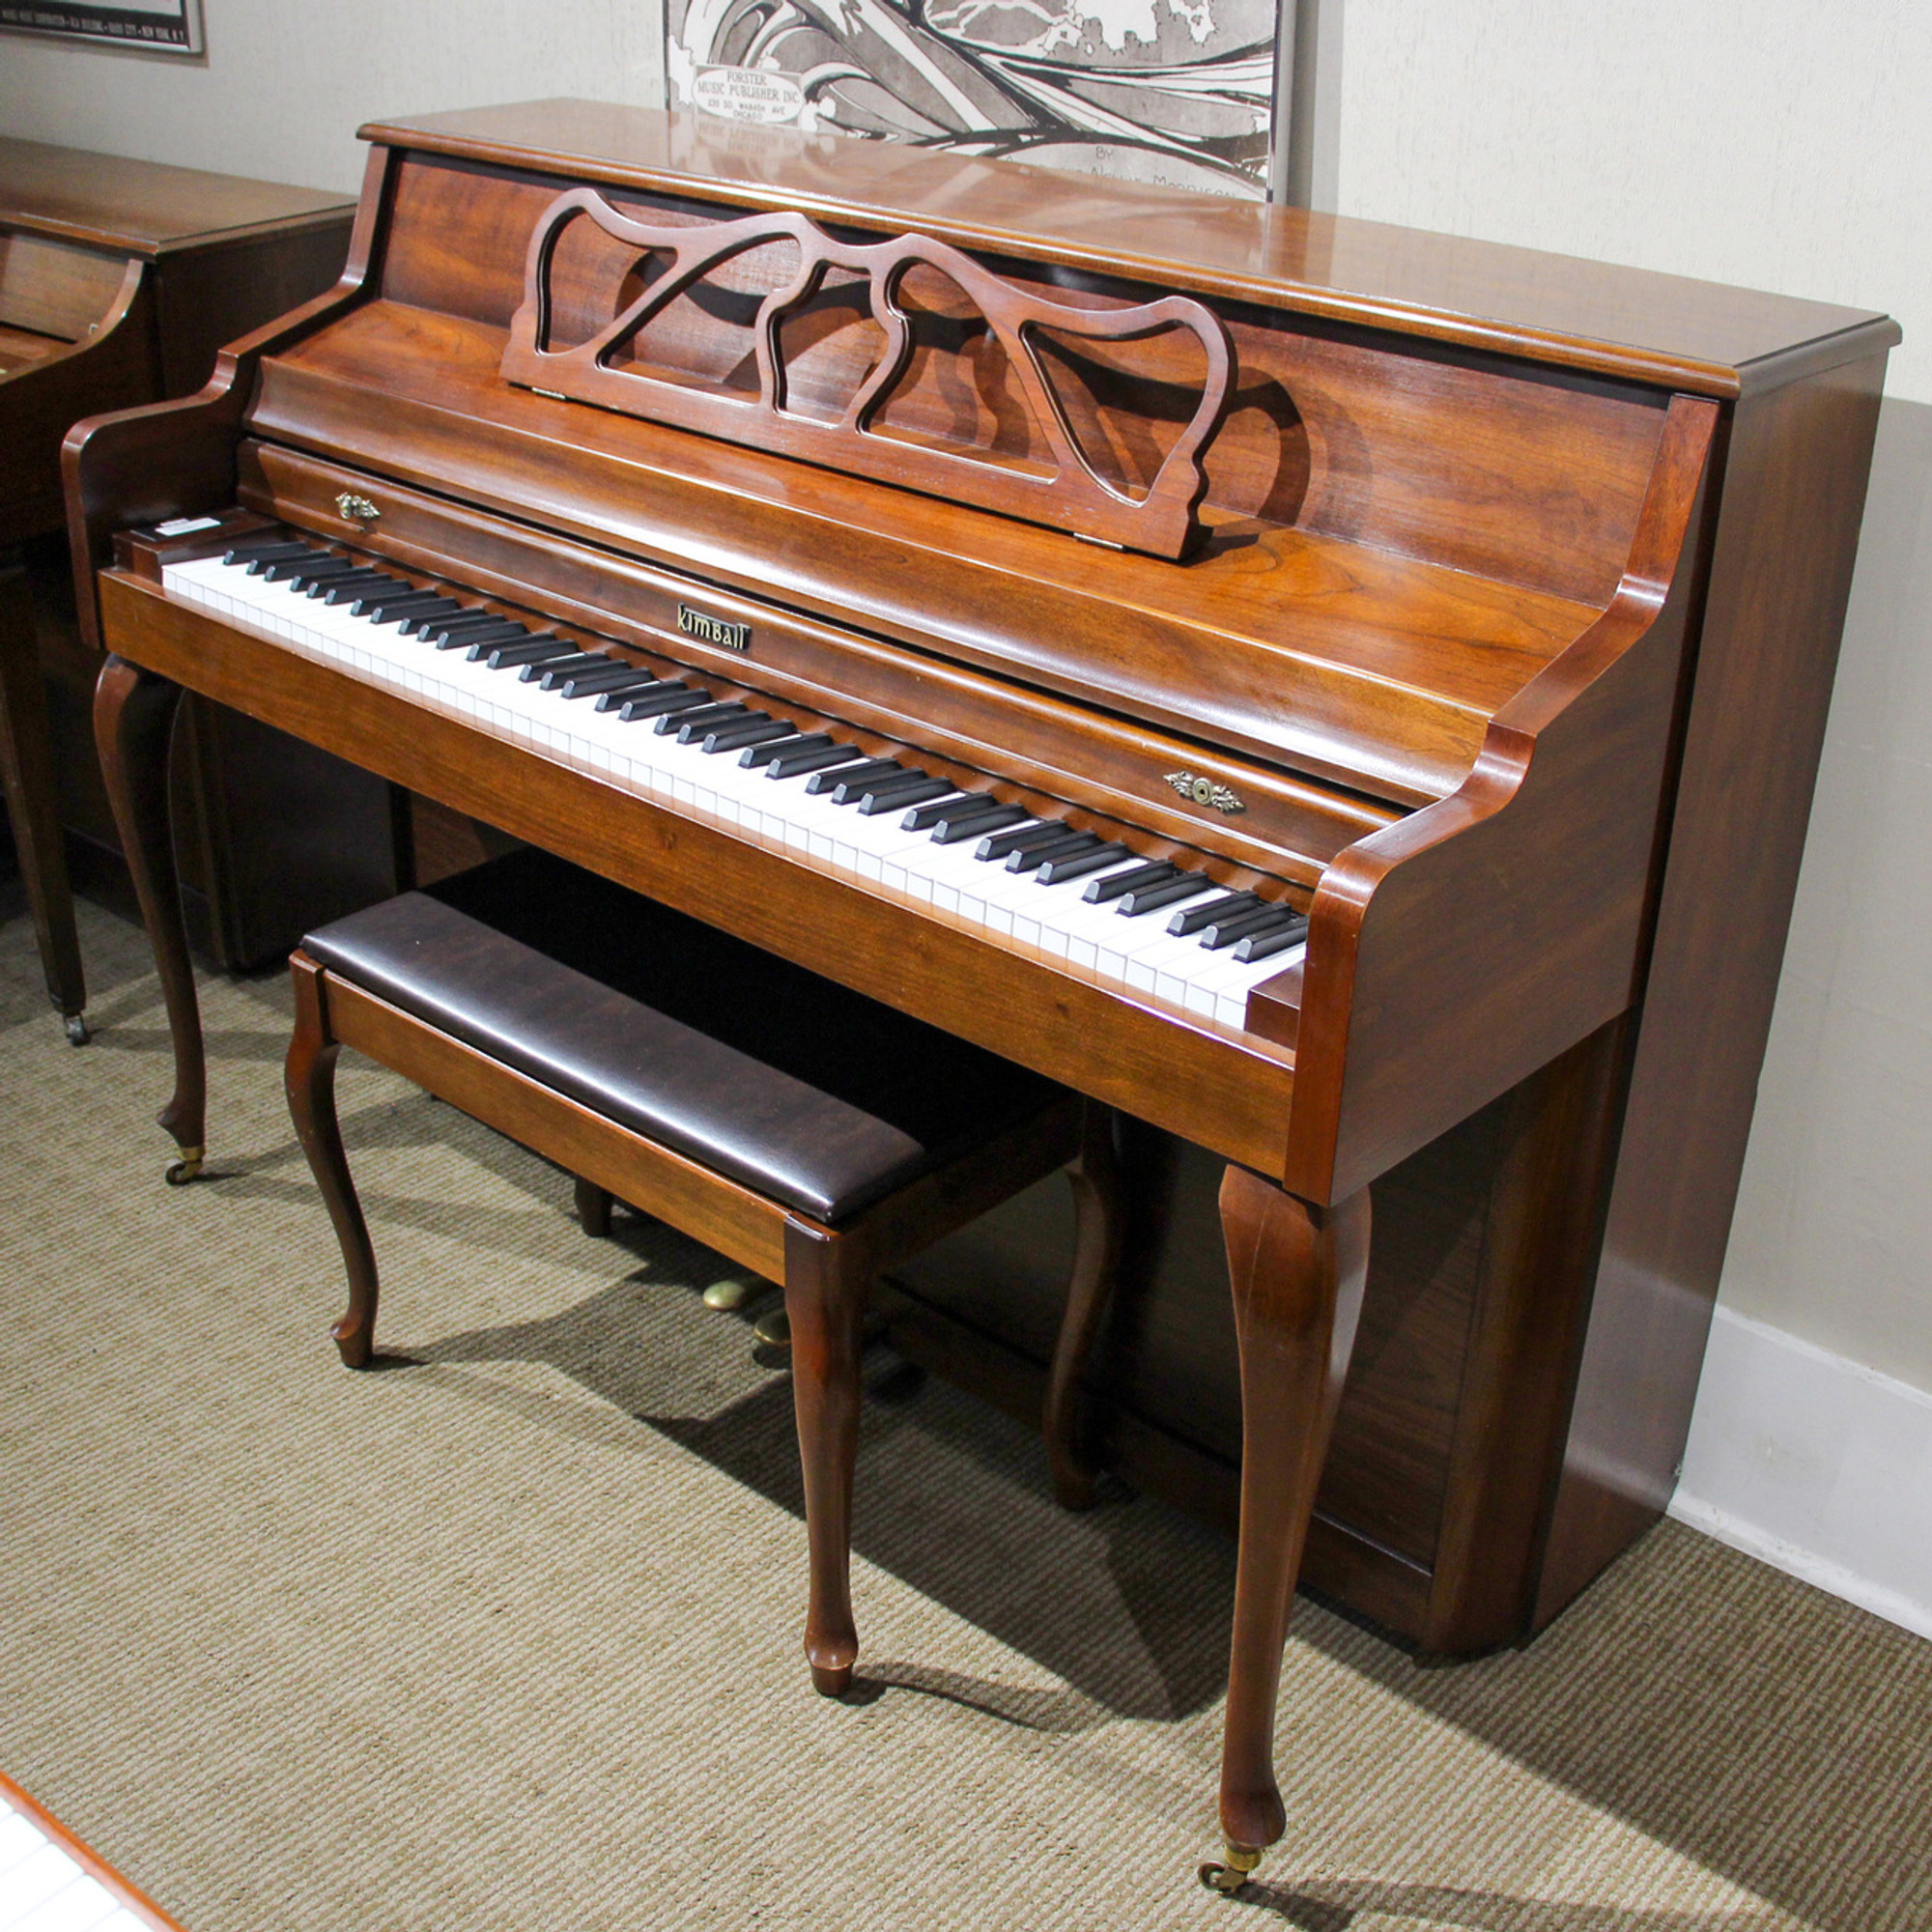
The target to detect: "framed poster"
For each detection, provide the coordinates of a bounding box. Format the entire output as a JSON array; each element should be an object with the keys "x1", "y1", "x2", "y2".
[
  {"x1": 668, "y1": 0, "x2": 1278, "y2": 200},
  {"x1": 0, "y1": 0, "x2": 203, "y2": 53}
]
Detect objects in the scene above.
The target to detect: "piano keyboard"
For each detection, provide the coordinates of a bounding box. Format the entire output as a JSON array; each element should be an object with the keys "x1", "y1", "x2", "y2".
[
  {"x1": 160, "y1": 537, "x2": 1309, "y2": 1034},
  {"x1": 0, "y1": 1783, "x2": 178, "y2": 1931}
]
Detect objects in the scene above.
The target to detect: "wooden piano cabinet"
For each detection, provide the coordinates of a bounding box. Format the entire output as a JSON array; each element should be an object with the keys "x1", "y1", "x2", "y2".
[
  {"x1": 65, "y1": 103, "x2": 1897, "y2": 1887},
  {"x1": 0, "y1": 139, "x2": 390, "y2": 1037}
]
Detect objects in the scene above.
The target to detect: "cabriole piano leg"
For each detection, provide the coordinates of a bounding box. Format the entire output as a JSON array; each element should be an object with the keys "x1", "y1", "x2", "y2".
[
  {"x1": 93, "y1": 655, "x2": 205, "y2": 1182},
  {"x1": 1205, "y1": 1167, "x2": 1370, "y2": 1895},
  {"x1": 783, "y1": 1217, "x2": 871, "y2": 1696},
  {"x1": 286, "y1": 954, "x2": 381, "y2": 1367},
  {"x1": 1043, "y1": 1101, "x2": 1123, "y2": 1510}
]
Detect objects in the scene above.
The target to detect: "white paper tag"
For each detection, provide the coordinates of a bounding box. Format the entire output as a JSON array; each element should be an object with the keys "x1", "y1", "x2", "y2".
[{"x1": 153, "y1": 515, "x2": 223, "y2": 536}]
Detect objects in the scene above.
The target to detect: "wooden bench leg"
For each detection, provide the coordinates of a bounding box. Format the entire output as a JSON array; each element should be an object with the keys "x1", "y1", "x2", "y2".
[
  {"x1": 95, "y1": 655, "x2": 205, "y2": 1183},
  {"x1": 1205, "y1": 1167, "x2": 1369, "y2": 1895},
  {"x1": 783, "y1": 1216, "x2": 869, "y2": 1696},
  {"x1": 286, "y1": 954, "x2": 382, "y2": 1369},
  {"x1": 1043, "y1": 1102, "x2": 1123, "y2": 1510},
  {"x1": 574, "y1": 1177, "x2": 613, "y2": 1237}
]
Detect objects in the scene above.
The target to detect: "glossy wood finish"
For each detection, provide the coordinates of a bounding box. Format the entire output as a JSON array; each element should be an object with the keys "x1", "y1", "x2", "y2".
[
  {"x1": 1217, "y1": 1168, "x2": 1368, "y2": 1865},
  {"x1": 363, "y1": 102, "x2": 1889, "y2": 398},
  {"x1": 94, "y1": 568, "x2": 1301, "y2": 1173},
  {"x1": 68, "y1": 107, "x2": 1894, "y2": 1876},
  {"x1": 92, "y1": 655, "x2": 202, "y2": 1180},
  {"x1": 0, "y1": 142, "x2": 364, "y2": 1029},
  {"x1": 286, "y1": 956, "x2": 379, "y2": 1364},
  {"x1": 1283, "y1": 396, "x2": 1717, "y2": 1202},
  {"x1": 506, "y1": 193, "x2": 1236, "y2": 558},
  {"x1": 289, "y1": 947, "x2": 1107, "y2": 1695},
  {"x1": 1533, "y1": 348, "x2": 1894, "y2": 1630}
]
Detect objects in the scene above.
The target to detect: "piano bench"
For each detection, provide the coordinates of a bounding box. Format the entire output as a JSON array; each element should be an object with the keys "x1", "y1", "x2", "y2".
[{"x1": 281, "y1": 848, "x2": 1121, "y2": 1695}]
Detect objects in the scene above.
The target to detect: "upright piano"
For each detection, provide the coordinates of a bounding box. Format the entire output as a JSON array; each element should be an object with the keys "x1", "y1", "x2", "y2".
[
  {"x1": 65, "y1": 100, "x2": 1895, "y2": 1883},
  {"x1": 0, "y1": 137, "x2": 389, "y2": 1042}
]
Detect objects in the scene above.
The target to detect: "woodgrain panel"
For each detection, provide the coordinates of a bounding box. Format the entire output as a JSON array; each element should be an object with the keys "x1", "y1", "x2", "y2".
[{"x1": 98, "y1": 569, "x2": 1297, "y2": 1173}]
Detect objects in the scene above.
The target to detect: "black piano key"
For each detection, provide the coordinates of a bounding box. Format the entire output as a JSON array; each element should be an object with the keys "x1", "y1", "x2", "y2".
[
  {"x1": 1167, "y1": 891, "x2": 1263, "y2": 937},
  {"x1": 439, "y1": 623, "x2": 527, "y2": 655},
  {"x1": 618, "y1": 686, "x2": 712, "y2": 722},
  {"x1": 559, "y1": 665, "x2": 654, "y2": 698},
  {"x1": 741, "y1": 731, "x2": 832, "y2": 769},
  {"x1": 421, "y1": 611, "x2": 515, "y2": 645},
  {"x1": 322, "y1": 573, "x2": 406, "y2": 605},
  {"x1": 669, "y1": 702, "x2": 753, "y2": 740},
  {"x1": 931, "y1": 802, "x2": 1028, "y2": 844},
  {"x1": 1233, "y1": 918, "x2": 1311, "y2": 964},
  {"x1": 542, "y1": 659, "x2": 633, "y2": 693},
  {"x1": 1035, "y1": 841, "x2": 1133, "y2": 886},
  {"x1": 831, "y1": 762, "x2": 918, "y2": 804},
  {"x1": 1117, "y1": 872, "x2": 1213, "y2": 916},
  {"x1": 593, "y1": 677, "x2": 670, "y2": 711},
  {"x1": 396, "y1": 600, "x2": 472, "y2": 637},
  {"x1": 224, "y1": 538, "x2": 310, "y2": 564},
  {"x1": 810, "y1": 757, "x2": 901, "y2": 797},
  {"x1": 1007, "y1": 831, "x2": 1099, "y2": 874},
  {"x1": 527, "y1": 653, "x2": 611, "y2": 685},
  {"x1": 355, "y1": 589, "x2": 448, "y2": 621},
  {"x1": 243, "y1": 545, "x2": 323, "y2": 574},
  {"x1": 858, "y1": 776, "x2": 952, "y2": 814},
  {"x1": 258, "y1": 554, "x2": 334, "y2": 582},
  {"x1": 533, "y1": 661, "x2": 614, "y2": 692},
  {"x1": 768, "y1": 742, "x2": 866, "y2": 781},
  {"x1": 307, "y1": 568, "x2": 389, "y2": 600},
  {"x1": 976, "y1": 819, "x2": 1063, "y2": 862},
  {"x1": 901, "y1": 792, "x2": 986, "y2": 832},
  {"x1": 1085, "y1": 859, "x2": 1178, "y2": 904},
  {"x1": 1199, "y1": 905, "x2": 1297, "y2": 951},
  {"x1": 483, "y1": 637, "x2": 574, "y2": 669},
  {"x1": 287, "y1": 558, "x2": 363, "y2": 589},
  {"x1": 702, "y1": 718, "x2": 792, "y2": 753}
]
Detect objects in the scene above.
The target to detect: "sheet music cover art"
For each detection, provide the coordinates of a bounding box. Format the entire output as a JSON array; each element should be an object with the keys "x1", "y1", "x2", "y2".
[
  {"x1": 0, "y1": 0, "x2": 201, "y2": 52},
  {"x1": 666, "y1": 0, "x2": 1276, "y2": 200}
]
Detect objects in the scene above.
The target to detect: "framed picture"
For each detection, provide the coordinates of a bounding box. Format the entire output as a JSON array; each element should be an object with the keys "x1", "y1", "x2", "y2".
[
  {"x1": 667, "y1": 0, "x2": 1281, "y2": 201},
  {"x1": 0, "y1": 0, "x2": 203, "y2": 53}
]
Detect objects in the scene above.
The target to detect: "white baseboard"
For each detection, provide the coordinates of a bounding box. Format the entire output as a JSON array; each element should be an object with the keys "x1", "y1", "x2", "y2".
[{"x1": 1668, "y1": 1304, "x2": 1932, "y2": 1641}]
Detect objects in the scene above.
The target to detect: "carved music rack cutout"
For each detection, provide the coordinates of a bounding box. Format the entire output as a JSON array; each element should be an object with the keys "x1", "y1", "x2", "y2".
[{"x1": 502, "y1": 190, "x2": 1236, "y2": 559}]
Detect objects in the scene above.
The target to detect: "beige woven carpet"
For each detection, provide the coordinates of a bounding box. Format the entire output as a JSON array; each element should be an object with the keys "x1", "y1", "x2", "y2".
[{"x1": 2, "y1": 895, "x2": 1928, "y2": 1932}]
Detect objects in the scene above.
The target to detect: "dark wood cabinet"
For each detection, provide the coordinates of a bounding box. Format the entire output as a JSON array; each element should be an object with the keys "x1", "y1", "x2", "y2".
[{"x1": 0, "y1": 138, "x2": 398, "y2": 1036}]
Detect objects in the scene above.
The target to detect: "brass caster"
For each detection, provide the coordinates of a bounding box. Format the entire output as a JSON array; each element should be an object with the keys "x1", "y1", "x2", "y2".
[
  {"x1": 701, "y1": 1276, "x2": 754, "y2": 1313},
  {"x1": 753, "y1": 1304, "x2": 791, "y2": 1350},
  {"x1": 1198, "y1": 1841, "x2": 1263, "y2": 1896},
  {"x1": 163, "y1": 1145, "x2": 205, "y2": 1186},
  {"x1": 63, "y1": 1013, "x2": 89, "y2": 1046}
]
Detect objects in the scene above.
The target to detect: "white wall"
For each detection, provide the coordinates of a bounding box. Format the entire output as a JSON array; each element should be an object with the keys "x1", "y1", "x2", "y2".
[{"x1": 0, "y1": 2, "x2": 665, "y2": 195}]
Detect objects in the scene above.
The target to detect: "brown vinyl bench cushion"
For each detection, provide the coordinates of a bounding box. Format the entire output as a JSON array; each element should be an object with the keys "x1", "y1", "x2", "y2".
[{"x1": 300, "y1": 848, "x2": 1059, "y2": 1223}]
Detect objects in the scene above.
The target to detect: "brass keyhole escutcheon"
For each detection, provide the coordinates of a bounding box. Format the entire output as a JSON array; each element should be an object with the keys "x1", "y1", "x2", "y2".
[{"x1": 335, "y1": 492, "x2": 380, "y2": 524}]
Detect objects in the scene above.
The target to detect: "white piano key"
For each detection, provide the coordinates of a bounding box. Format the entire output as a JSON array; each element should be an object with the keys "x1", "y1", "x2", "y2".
[{"x1": 162, "y1": 549, "x2": 1301, "y2": 1036}]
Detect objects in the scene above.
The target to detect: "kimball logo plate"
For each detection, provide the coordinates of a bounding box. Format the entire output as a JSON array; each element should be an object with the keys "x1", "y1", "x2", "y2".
[{"x1": 679, "y1": 604, "x2": 751, "y2": 651}]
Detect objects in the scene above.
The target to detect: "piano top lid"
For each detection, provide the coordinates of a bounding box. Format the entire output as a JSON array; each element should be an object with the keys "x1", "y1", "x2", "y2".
[
  {"x1": 0, "y1": 137, "x2": 353, "y2": 258},
  {"x1": 358, "y1": 99, "x2": 1899, "y2": 404}
]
